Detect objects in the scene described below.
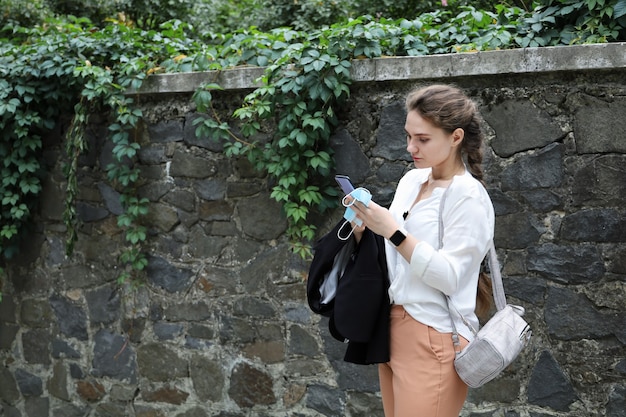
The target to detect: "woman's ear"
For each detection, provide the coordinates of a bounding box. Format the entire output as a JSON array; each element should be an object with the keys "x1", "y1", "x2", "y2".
[{"x1": 452, "y1": 128, "x2": 465, "y2": 147}]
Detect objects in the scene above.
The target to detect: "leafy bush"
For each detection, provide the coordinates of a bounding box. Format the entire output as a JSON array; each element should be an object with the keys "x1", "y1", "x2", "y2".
[
  {"x1": 0, "y1": 17, "x2": 196, "y2": 279},
  {"x1": 0, "y1": 0, "x2": 51, "y2": 26},
  {"x1": 1, "y1": 0, "x2": 625, "y2": 272}
]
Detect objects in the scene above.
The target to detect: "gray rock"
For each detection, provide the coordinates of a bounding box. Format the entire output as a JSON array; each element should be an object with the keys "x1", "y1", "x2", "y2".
[
  {"x1": 527, "y1": 351, "x2": 578, "y2": 411},
  {"x1": 91, "y1": 329, "x2": 138, "y2": 383}
]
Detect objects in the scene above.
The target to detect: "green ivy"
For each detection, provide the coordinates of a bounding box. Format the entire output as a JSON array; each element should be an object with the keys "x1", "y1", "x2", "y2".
[
  {"x1": 189, "y1": 6, "x2": 625, "y2": 257},
  {"x1": 0, "y1": 17, "x2": 199, "y2": 287},
  {"x1": 0, "y1": 1, "x2": 625, "y2": 297}
]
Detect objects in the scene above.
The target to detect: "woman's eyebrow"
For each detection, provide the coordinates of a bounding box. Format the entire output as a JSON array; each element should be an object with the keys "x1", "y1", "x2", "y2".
[{"x1": 406, "y1": 130, "x2": 429, "y2": 137}]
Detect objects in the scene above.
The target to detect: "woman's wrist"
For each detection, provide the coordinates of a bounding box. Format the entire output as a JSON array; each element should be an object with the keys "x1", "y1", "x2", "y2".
[{"x1": 388, "y1": 227, "x2": 408, "y2": 247}]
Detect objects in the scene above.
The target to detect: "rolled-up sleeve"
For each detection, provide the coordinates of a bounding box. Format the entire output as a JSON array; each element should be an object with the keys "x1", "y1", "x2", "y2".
[{"x1": 408, "y1": 194, "x2": 493, "y2": 295}]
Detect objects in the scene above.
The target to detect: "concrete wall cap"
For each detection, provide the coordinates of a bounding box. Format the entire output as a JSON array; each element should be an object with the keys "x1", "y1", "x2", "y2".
[{"x1": 131, "y1": 42, "x2": 626, "y2": 95}]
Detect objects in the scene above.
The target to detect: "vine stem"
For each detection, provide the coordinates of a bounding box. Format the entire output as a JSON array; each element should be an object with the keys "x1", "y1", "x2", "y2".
[{"x1": 210, "y1": 103, "x2": 256, "y2": 147}]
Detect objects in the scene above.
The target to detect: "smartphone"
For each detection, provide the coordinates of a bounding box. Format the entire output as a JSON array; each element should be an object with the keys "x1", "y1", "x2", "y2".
[{"x1": 334, "y1": 175, "x2": 355, "y2": 195}]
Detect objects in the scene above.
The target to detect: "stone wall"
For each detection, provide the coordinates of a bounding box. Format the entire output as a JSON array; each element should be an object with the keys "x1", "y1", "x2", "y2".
[{"x1": 0, "y1": 44, "x2": 625, "y2": 417}]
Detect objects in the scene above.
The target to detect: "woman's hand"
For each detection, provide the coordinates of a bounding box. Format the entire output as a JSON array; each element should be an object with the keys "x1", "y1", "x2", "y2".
[
  {"x1": 346, "y1": 196, "x2": 418, "y2": 262},
  {"x1": 349, "y1": 199, "x2": 398, "y2": 240}
]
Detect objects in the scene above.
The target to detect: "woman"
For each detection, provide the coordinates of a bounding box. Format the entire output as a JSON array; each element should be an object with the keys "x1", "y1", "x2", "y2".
[{"x1": 349, "y1": 84, "x2": 495, "y2": 417}]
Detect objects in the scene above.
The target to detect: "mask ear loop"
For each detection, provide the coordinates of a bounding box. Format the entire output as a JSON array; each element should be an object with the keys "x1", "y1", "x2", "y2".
[
  {"x1": 337, "y1": 187, "x2": 370, "y2": 241},
  {"x1": 337, "y1": 220, "x2": 355, "y2": 241},
  {"x1": 341, "y1": 187, "x2": 371, "y2": 208},
  {"x1": 341, "y1": 194, "x2": 355, "y2": 207}
]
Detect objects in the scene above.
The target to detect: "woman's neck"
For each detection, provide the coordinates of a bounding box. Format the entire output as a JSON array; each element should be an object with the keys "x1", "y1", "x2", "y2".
[{"x1": 430, "y1": 160, "x2": 465, "y2": 181}]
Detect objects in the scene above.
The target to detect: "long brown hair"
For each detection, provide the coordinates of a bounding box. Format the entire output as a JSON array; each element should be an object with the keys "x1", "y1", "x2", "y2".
[{"x1": 406, "y1": 84, "x2": 493, "y2": 317}]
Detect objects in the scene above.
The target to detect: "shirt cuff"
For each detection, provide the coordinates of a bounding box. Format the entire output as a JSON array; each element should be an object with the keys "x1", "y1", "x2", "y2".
[{"x1": 409, "y1": 241, "x2": 436, "y2": 278}]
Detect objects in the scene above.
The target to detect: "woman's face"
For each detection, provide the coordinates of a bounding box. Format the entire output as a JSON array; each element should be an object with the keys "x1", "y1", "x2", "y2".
[{"x1": 404, "y1": 110, "x2": 461, "y2": 170}]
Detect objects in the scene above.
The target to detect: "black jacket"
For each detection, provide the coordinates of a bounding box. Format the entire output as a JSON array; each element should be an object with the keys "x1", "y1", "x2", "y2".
[{"x1": 307, "y1": 220, "x2": 390, "y2": 365}]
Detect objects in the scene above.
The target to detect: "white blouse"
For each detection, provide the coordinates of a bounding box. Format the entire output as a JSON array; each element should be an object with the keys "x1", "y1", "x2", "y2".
[{"x1": 385, "y1": 167, "x2": 495, "y2": 342}]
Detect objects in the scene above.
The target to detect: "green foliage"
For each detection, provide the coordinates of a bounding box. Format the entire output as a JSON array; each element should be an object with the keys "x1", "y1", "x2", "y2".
[
  {"x1": 46, "y1": 0, "x2": 119, "y2": 24},
  {"x1": 531, "y1": 0, "x2": 626, "y2": 44},
  {"x1": 118, "y1": 0, "x2": 195, "y2": 30},
  {"x1": 189, "y1": 7, "x2": 624, "y2": 257},
  {"x1": 189, "y1": 0, "x2": 265, "y2": 34},
  {"x1": 0, "y1": 0, "x2": 625, "y2": 281},
  {"x1": 254, "y1": 0, "x2": 350, "y2": 31},
  {"x1": 0, "y1": 17, "x2": 199, "y2": 285},
  {"x1": 0, "y1": 0, "x2": 51, "y2": 26}
]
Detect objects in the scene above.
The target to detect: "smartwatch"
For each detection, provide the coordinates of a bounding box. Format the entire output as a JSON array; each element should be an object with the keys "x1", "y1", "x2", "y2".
[{"x1": 389, "y1": 229, "x2": 407, "y2": 247}]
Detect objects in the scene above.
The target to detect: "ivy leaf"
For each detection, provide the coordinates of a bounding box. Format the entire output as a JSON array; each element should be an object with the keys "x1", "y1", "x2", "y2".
[
  {"x1": 9, "y1": 203, "x2": 28, "y2": 219},
  {"x1": 284, "y1": 202, "x2": 308, "y2": 223},
  {"x1": 0, "y1": 224, "x2": 18, "y2": 239},
  {"x1": 17, "y1": 158, "x2": 39, "y2": 174},
  {"x1": 0, "y1": 98, "x2": 20, "y2": 114},
  {"x1": 616, "y1": 0, "x2": 626, "y2": 18},
  {"x1": 19, "y1": 177, "x2": 40, "y2": 194}
]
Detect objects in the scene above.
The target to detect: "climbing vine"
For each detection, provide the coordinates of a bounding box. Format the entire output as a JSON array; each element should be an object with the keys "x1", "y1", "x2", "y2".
[
  {"x1": 1, "y1": 1, "x2": 625, "y2": 294},
  {"x1": 0, "y1": 17, "x2": 197, "y2": 287}
]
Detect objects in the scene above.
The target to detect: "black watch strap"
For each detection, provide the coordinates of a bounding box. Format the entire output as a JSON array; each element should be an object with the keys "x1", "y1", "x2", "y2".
[{"x1": 389, "y1": 229, "x2": 407, "y2": 247}]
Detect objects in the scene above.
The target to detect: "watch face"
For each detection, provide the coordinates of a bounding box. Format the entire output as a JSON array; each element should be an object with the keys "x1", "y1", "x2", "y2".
[{"x1": 391, "y1": 230, "x2": 406, "y2": 246}]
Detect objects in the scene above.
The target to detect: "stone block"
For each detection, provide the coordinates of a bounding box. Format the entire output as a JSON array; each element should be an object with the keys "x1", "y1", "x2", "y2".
[
  {"x1": 145, "y1": 202, "x2": 179, "y2": 232},
  {"x1": 373, "y1": 101, "x2": 412, "y2": 162},
  {"x1": 0, "y1": 294, "x2": 17, "y2": 323},
  {"x1": 500, "y1": 143, "x2": 564, "y2": 191},
  {"x1": 22, "y1": 328, "x2": 51, "y2": 365},
  {"x1": 574, "y1": 97, "x2": 626, "y2": 154},
  {"x1": 170, "y1": 149, "x2": 217, "y2": 179},
  {"x1": 494, "y1": 212, "x2": 541, "y2": 249},
  {"x1": 162, "y1": 189, "x2": 196, "y2": 212},
  {"x1": 153, "y1": 322, "x2": 184, "y2": 340},
  {"x1": 288, "y1": 324, "x2": 319, "y2": 358},
  {"x1": 142, "y1": 385, "x2": 189, "y2": 405},
  {"x1": 49, "y1": 293, "x2": 88, "y2": 341},
  {"x1": 14, "y1": 368, "x2": 43, "y2": 397},
  {"x1": 48, "y1": 361, "x2": 70, "y2": 401},
  {"x1": 86, "y1": 285, "x2": 121, "y2": 326},
  {"x1": 76, "y1": 379, "x2": 106, "y2": 402},
  {"x1": 483, "y1": 99, "x2": 563, "y2": 158},
  {"x1": 228, "y1": 363, "x2": 276, "y2": 408},
  {"x1": 243, "y1": 340, "x2": 285, "y2": 363},
  {"x1": 91, "y1": 329, "x2": 137, "y2": 383},
  {"x1": 305, "y1": 384, "x2": 345, "y2": 416},
  {"x1": 561, "y1": 208, "x2": 626, "y2": 242},
  {"x1": 331, "y1": 128, "x2": 371, "y2": 184},
  {"x1": 527, "y1": 243, "x2": 605, "y2": 284},
  {"x1": 545, "y1": 287, "x2": 617, "y2": 341},
  {"x1": 238, "y1": 193, "x2": 287, "y2": 240},
  {"x1": 25, "y1": 396, "x2": 49, "y2": 417},
  {"x1": 136, "y1": 344, "x2": 187, "y2": 382},
  {"x1": 0, "y1": 367, "x2": 20, "y2": 405},
  {"x1": 145, "y1": 255, "x2": 193, "y2": 293},
  {"x1": 162, "y1": 302, "x2": 211, "y2": 322},
  {"x1": 233, "y1": 297, "x2": 276, "y2": 318},
  {"x1": 572, "y1": 155, "x2": 626, "y2": 207},
  {"x1": 527, "y1": 351, "x2": 578, "y2": 411},
  {"x1": 194, "y1": 178, "x2": 227, "y2": 201},
  {"x1": 190, "y1": 354, "x2": 224, "y2": 402},
  {"x1": 147, "y1": 120, "x2": 183, "y2": 144},
  {"x1": 0, "y1": 323, "x2": 18, "y2": 350}
]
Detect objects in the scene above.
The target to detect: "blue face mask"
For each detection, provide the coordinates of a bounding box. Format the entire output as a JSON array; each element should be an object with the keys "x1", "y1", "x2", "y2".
[
  {"x1": 342, "y1": 187, "x2": 371, "y2": 226},
  {"x1": 337, "y1": 187, "x2": 371, "y2": 240}
]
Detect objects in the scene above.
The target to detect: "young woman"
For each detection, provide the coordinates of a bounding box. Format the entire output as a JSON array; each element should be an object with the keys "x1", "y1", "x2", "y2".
[{"x1": 348, "y1": 84, "x2": 495, "y2": 417}]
